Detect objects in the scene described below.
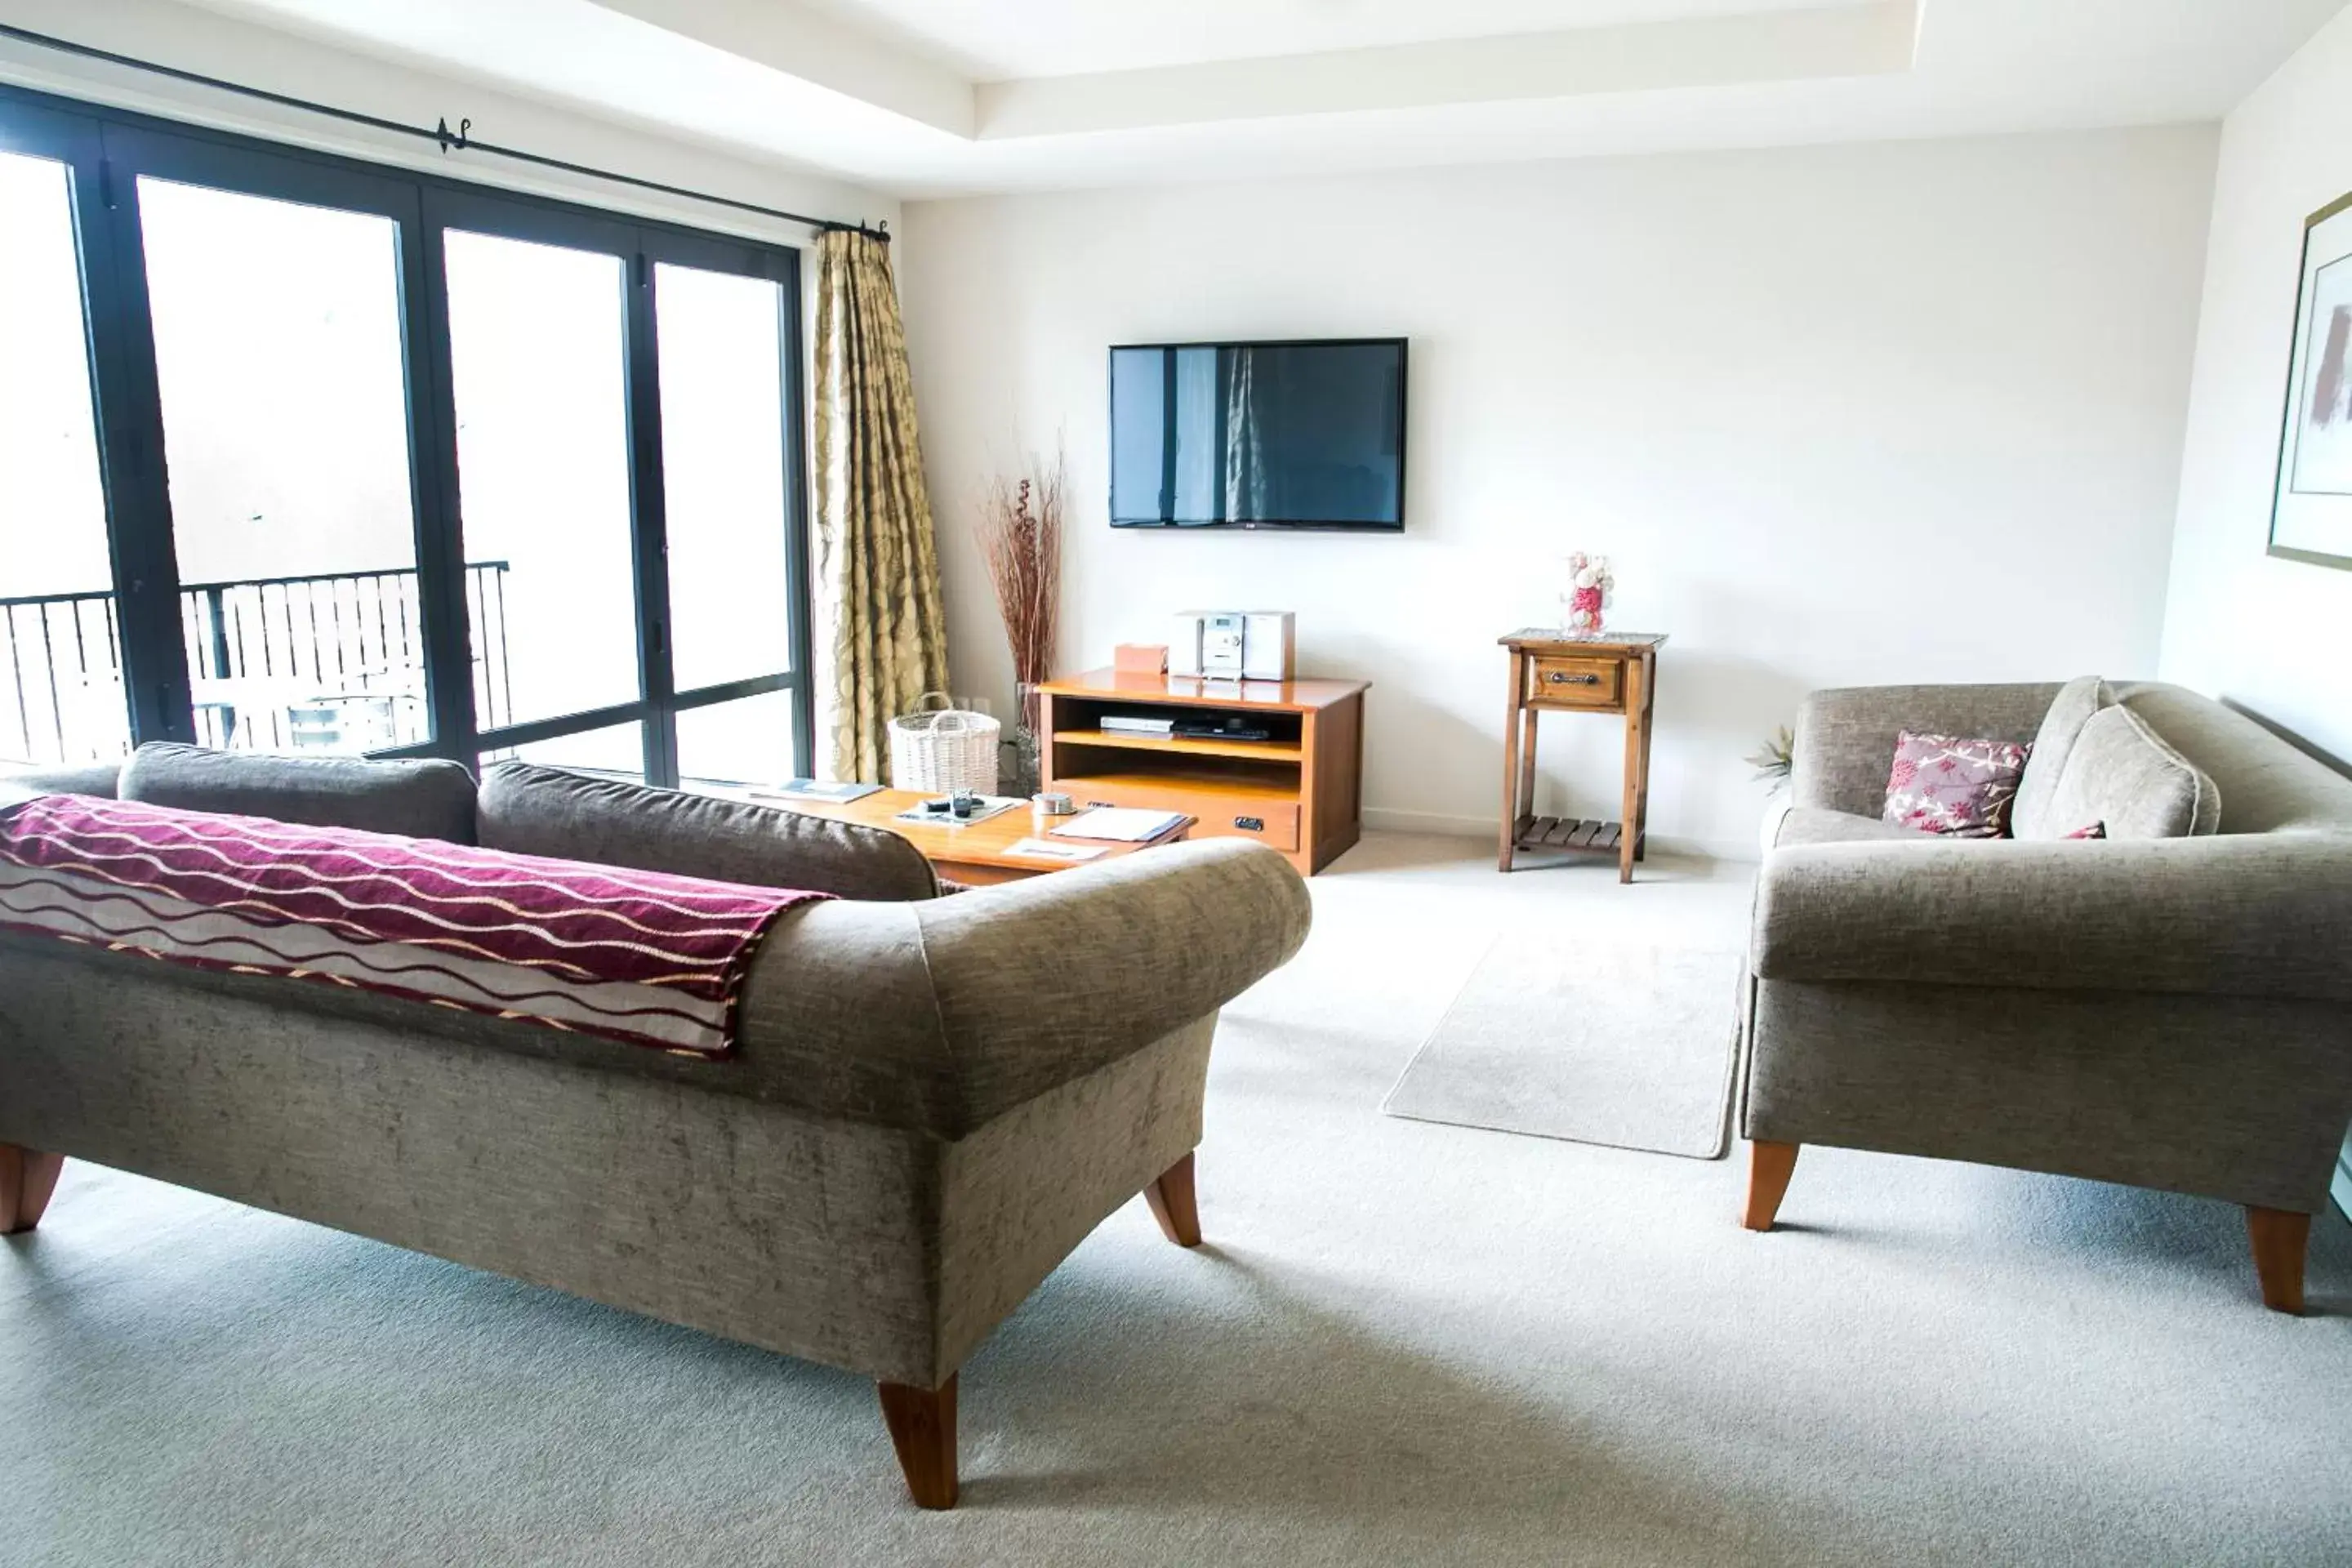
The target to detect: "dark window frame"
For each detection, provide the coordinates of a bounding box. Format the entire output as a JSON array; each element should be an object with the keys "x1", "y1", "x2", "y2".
[{"x1": 0, "y1": 79, "x2": 816, "y2": 786}]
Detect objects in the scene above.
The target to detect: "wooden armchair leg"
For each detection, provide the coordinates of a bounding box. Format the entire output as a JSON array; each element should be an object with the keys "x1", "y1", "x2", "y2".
[
  {"x1": 1743, "y1": 1140, "x2": 1799, "y2": 1232},
  {"x1": 2246, "y1": 1207, "x2": 2310, "y2": 1316},
  {"x1": 1143, "y1": 1152, "x2": 1201, "y2": 1248},
  {"x1": 1, "y1": 1144, "x2": 65, "y2": 1236},
  {"x1": 877, "y1": 1374, "x2": 958, "y2": 1509}
]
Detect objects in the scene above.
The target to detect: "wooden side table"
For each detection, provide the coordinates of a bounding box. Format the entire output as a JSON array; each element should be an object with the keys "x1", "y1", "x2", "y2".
[{"x1": 1497, "y1": 630, "x2": 1667, "y2": 882}]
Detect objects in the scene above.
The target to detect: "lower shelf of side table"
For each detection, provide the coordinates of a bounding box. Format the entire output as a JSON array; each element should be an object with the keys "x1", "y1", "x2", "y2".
[{"x1": 1512, "y1": 815, "x2": 1627, "y2": 854}]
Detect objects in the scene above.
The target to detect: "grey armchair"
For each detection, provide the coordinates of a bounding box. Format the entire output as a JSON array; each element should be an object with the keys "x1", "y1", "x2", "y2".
[{"x1": 1740, "y1": 680, "x2": 2352, "y2": 1312}]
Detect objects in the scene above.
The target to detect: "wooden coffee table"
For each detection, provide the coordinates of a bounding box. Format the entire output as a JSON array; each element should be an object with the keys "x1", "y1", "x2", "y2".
[{"x1": 743, "y1": 787, "x2": 1194, "y2": 887}]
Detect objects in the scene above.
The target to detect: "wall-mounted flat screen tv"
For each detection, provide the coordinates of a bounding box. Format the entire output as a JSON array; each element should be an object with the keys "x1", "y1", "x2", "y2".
[{"x1": 1109, "y1": 338, "x2": 1407, "y2": 529}]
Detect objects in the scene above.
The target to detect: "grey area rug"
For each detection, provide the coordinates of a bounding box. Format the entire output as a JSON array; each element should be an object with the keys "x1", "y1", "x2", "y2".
[{"x1": 1381, "y1": 937, "x2": 1744, "y2": 1159}]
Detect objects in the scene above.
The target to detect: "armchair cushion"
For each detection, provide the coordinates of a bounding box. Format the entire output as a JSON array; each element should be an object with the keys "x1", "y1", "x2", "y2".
[
  {"x1": 2043, "y1": 705, "x2": 2221, "y2": 840},
  {"x1": 1770, "y1": 805, "x2": 1936, "y2": 849},
  {"x1": 2011, "y1": 675, "x2": 2111, "y2": 839}
]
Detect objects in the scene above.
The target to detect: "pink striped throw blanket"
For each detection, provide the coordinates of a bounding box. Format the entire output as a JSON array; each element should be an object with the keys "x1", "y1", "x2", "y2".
[{"x1": 0, "y1": 793, "x2": 826, "y2": 1059}]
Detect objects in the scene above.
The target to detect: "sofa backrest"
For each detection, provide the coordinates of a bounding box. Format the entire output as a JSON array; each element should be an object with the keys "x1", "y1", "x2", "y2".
[
  {"x1": 2114, "y1": 684, "x2": 2352, "y2": 836},
  {"x1": 476, "y1": 762, "x2": 940, "y2": 902},
  {"x1": 7, "y1": 746, "x2": 947, "y2": 901},
  {"x1": 118, "y1": 742, "x2": 479, "y2": 843}
]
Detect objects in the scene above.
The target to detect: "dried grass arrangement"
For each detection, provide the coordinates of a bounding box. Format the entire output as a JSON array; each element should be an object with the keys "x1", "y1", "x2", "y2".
[{"x1": 976, "y1": 448, "x2": 1064, "y2": 743}]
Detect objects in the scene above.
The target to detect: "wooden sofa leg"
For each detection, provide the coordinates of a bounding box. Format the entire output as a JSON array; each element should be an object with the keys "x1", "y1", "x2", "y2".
[
  {"x1": 877, "y1": 1374, "x2": 958, "y2": 1509},
  {"x1": 2246, "y1": 1207, "x2": 2310, "y2": 1316},
  {"x1": 1743, "y1": 1141, "x2": 1799, "y2": 1232},
  {"x1": 1143, "y1": 1152, "x2": 1201, "y2": 1248},
  {"x1": 1, "y1": 1144, "x2": 65, "y2": 1236}
]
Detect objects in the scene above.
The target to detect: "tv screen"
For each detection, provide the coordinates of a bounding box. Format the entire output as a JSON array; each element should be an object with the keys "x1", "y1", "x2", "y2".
[{"x1": 1109, "y1": 338, "x2": 1406, "y2": 529}]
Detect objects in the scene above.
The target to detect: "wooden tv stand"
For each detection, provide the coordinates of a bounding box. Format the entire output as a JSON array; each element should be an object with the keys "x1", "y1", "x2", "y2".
[{"x1": 1037, "y1": 670, "x2": 1369, "y2": 875}]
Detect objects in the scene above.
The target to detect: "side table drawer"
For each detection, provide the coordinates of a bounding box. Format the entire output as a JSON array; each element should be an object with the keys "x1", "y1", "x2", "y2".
[
  {"x1": 1066, "y1": 777, "x2": 1300, "y2": 853},
  {"x1": 1528, "y1": 655, "x2": 1623, "y2": 708}
]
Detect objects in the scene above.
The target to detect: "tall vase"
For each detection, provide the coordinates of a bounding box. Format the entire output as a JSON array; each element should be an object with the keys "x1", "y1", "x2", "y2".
[
  {"x1": 1569, "y1": 585, "x2": 1606, "y2": 638},
  {"x1": 1004, "y1": 679, "x2": 1043, "y2": 795}
]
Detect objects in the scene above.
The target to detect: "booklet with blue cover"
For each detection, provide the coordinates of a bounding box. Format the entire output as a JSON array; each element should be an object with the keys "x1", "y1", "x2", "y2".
[{"x1": 750, "y1": 779, "x2": 884, "y2": 803}]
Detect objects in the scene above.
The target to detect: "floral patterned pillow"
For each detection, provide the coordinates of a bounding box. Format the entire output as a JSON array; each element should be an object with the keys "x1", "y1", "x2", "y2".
[{"x1": 1882, "y1": 732, "x2": 2030, "y2": 838}]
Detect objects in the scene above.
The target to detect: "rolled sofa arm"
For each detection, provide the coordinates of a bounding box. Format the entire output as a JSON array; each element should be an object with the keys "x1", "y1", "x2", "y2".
[
  {"x1": 920, "y1": 837, "x2": 1310, "y2": 1125},
  {"x1": 730, "y1": 838, "x2": 1312, "y2": 1136},
  {"x1": 1753, "y1": 833, "x2": 2352, "y2": 1002},
  {"x1": 1793, "y1": 683, "x2": 2058, "y2": 816}
]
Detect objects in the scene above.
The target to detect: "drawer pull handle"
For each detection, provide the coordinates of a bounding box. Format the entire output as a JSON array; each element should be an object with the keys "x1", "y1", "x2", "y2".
[
  {"x1": 1233, "y1": 815, "x2": 1266, "y2": 832},
  {"x1": 1546, "y1": 671, "x2": 1602, "y2": 685}
]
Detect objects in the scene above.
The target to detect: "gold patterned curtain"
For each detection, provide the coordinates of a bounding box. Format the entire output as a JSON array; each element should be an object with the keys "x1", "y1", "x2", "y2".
[{"x1": 813, "y1": 229, "x2": 951, "y2": 782}]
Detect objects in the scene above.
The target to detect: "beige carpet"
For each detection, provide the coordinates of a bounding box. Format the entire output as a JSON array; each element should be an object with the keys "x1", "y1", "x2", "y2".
[
  {"x1": 1381, "y1": 936, "x2": 1744, "y2": 1158},
  {"x1": 6, "y1": 834, "x2": 2351, "y2": 1566}
]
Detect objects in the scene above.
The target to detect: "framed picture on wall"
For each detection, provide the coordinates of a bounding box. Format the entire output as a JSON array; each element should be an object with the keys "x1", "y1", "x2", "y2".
[{"x1": 2271, "y1": 189, "x2": 2352, "y2": 570}]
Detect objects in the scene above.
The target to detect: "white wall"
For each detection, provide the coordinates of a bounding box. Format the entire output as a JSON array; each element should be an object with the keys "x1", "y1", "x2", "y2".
[
  {"x1": 2159, "y1": 5, "x2": 2352, "y2": 768},
  {"x1": 899, "y1": 127, "x2": 2218, "y2": 855}
]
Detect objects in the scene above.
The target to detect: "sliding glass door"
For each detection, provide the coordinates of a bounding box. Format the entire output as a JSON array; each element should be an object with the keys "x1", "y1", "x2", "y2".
[
  {"x1": 133, "y1": 165, "x2": 430, "y2": 755},
  {"x1": 430, "y1": 195, "x2": 808, "y2": 788},
  {"x1": 652, "y1": 255, "x2": 807, "y2": 791},
  {"x1": 0, "y1": 81, "x2": 814, "y2": 786},
  {"x1": 442, "y1": 218, "x2": 645, "y2": 774},
  {"x1": 0, "y1": 116, "x2": 129, "y2": 767}
]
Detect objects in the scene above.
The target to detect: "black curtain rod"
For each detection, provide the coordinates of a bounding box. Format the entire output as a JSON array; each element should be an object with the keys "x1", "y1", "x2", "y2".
[{"x1": 0, "y1": 20, "x2": 891, "y2": 243}]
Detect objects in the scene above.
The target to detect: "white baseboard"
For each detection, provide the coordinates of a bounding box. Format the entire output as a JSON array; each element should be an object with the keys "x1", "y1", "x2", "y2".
[{"x1": 1358, "y1": 807, "x2": 1758, "y2": 865}]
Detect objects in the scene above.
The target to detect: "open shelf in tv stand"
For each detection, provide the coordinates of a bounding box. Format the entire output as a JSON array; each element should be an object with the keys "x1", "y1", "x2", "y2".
[{"x1": 1036, "y1": 670, "x2": 1370, "y2": 875}]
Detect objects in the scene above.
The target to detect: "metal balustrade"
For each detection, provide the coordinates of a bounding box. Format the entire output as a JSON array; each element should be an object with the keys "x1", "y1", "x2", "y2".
[{"x1": 1, "y1": 562, "x2": 511, "y2": 767}]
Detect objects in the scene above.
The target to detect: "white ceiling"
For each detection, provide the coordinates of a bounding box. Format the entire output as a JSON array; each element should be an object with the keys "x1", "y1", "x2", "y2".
[
  {"x1": 797, "y1": 0, "x2": 1817, "y2": 80},
  {"x1": 133, "y1": 0, "x2": 2352, "y2": 197}
]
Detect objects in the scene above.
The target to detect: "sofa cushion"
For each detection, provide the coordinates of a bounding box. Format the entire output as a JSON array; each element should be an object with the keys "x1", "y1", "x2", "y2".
[
  {"x1": 477, "y1": 762, "x2": 939, "y2": 902},
  {"x1": 118, "y1": 742, "x2": 477, "y2": 843},
  {"x1": 2113, "y1": 682, "x2": 2352, "y2": 835},
  {"x1": 2011, "y1": 675, "x2": 2110, "y2": 840},
  {"x1": 1881, "y1": 732, "x2": 2028, "y2": 838},
  {"x1": 2042, "y1": 706, "x2": 2221, "y2": 840},
  {"x1": 1772, "y1": 805, "x2": 1940, "y2": 849}
]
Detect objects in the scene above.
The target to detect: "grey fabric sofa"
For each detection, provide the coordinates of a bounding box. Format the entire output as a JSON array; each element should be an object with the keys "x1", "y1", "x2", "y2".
[
  {"x1": 1743, "y1": 681, "x2": 2352, "y2": 1312},
  {"x1": 0, "y1": 748, "x2": 1312, "y2": 1507}
]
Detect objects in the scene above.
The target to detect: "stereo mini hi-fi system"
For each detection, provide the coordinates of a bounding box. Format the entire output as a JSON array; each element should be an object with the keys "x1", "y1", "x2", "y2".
[{"x1": 1169, "y1": 611, "x2": 1295, "y2": 680}]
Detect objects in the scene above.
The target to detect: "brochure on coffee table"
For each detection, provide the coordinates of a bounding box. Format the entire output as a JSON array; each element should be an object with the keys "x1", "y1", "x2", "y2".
[
  {"x1": 1004, "y1": 837, "x2": 1108, "y2": 862},
  {"x1": 1049, "y1": 807, "x2": 1187, "y2": 843}
]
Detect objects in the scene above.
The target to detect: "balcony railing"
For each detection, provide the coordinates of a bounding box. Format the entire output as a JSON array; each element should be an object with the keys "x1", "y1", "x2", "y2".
[{"x1": 2, "y1": 562, "x2": 511, "y2": 768}]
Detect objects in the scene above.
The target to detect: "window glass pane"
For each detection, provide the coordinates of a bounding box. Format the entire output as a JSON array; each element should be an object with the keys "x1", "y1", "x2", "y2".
[
  {"x1": 483, "y1": 720, "x2": 644, "y2": 782},
  {"x1": 444, "y1": 229, "x2": 639, "y2": 731},
  {"x1": 0, "y1": 150, "x2": 131, "y2": 765},
  {"x1": 654, "y1": 263, "x2": 793, "y2": 693},
  {"x1": 137, "y1": 176, "x2": 425, "y2": 755},
  {"x1": 675, "y1": 689, "x2": 796, "y2": 790}
]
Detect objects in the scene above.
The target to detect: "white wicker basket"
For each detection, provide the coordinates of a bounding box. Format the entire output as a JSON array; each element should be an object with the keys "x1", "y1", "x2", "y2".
[{"x1": 888, "y1": 693, "x2": 1001, "y2": 793}]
